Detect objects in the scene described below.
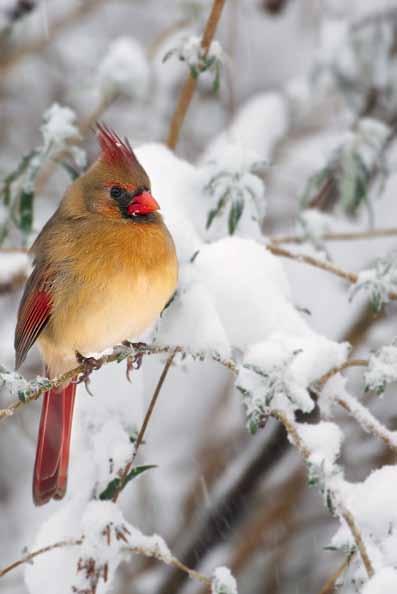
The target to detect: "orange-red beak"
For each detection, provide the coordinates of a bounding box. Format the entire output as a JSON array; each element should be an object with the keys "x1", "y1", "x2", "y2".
[{"x1": 127, "y1": 191, "x2": 160, "y2": 216}]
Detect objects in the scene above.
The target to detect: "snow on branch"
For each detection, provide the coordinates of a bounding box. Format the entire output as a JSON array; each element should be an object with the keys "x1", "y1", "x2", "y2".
[
  {"x1": 270, "y1": 410, "x2": 374, "y2": 578},
  {"x1": 0, "y1": 498, "x2": 241, "y2": 594},
  {"x1": 163, "y1": 34, "x2": 224, "y2": 92},
  {"x1": 0, "y1": 104, "x2": 85, "y2": 245},
  {"x1": 0, "y1": 343, "x2": 238, "y2": 419},
  {"x1": 364, "y1": 341, "x2": 397, "y2": 395},
  {"x1": 318, "y1": 374, "x2": 397, "y2": 453},
  {"x1": 0, "y1": 501, "x2": 217, "y2": 590}
]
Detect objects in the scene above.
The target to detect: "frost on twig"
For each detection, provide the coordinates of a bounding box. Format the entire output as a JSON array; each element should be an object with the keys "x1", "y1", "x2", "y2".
[
  {"x1": 211, "y1": 566, "x2": 238, "y2": 594},
  {"x1": 364, "y1": 341, "x2": 397, "y2": 394},
  {"x1": 0, "y1": 104, "x2": 85, "y2": 245},
  {"x1": 301, "y1": 119, "x2": 390, "y2": 222},
  {"x1": 96, "y1": 37, "x2": 150, "y2": 102},
  {"x1": 330, "y1": 466, "x2": 397, "y2": 590},
  {"x1": 349, "y1": 251, "x2": 397, "y2": 312},
  {"x1": 0, "y1": 367, "x2": 51, "y2": 406},
  {"x1": 163, "y1": 34, "x2": 224, "y2": 92},
  {"x1": 200, "y1": 145, "x2": 266, "y2": 238}
]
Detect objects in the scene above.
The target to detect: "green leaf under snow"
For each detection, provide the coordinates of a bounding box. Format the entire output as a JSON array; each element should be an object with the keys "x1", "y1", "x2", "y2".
[
  {"x1": 99, "y1": 464, "x2": 156, "y2": 500},
  {"x1": 228, "y1": 200, "x2": 244, "y2": 235},
  {"x1": 18, "y1": 190, "x2": 34, "y2": 234}
]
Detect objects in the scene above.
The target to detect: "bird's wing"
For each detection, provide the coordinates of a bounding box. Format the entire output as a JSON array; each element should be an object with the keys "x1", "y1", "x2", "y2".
[{"x1": 15, "y1": 265, "x2": 54, "y2": 369}]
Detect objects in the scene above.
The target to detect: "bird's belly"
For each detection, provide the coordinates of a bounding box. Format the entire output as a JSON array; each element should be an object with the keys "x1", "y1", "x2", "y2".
[{"x1": 40, "y1": 270, "x2": 175, "y2": 366}]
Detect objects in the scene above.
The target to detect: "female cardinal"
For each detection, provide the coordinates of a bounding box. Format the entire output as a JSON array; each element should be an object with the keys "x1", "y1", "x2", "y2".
[{"x1": 14, "y1": 124, "x2": 178, "y2": 505}]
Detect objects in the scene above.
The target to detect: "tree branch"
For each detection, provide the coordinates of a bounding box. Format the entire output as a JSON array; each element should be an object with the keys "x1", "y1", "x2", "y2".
[
  {"x1": 112, "y1": 350, "x2": 177, "y2": 502},
  {"x1": 270, "y1": 408, "x2": 374, "y2": 578},
  {"x1": 0, "y1": 537, "x2": 211, "y2": 588},
  {"x1": 0, "y1": 538, "x2": 83, "y2": 578},
  {"x1": 267, "y1": 243, "x2": 359, "y2": 284},
  {"x1": 314, "y1": 359, "x2": 369, "y2": 388},
  {"x1": 0, "y1": 344, "x2": 238, "y2": 419},
  {"x1": 270, "y1": 227, "x2": 397, "y2": 245},
  {"x1": 267, "y1": 243, "x2": 397, "y2": 300},
  {"x1": 166, "y1": 0, "x2": 226, "y2": 150},
  {"x1": 318, "y1": 552, "x2": 355, "y2": 594}
]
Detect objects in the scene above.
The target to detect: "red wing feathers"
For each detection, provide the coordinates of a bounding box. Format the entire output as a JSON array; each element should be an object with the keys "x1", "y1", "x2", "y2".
[{"x1": 14, "y1": 266, "x2": 53, "y2": 369}]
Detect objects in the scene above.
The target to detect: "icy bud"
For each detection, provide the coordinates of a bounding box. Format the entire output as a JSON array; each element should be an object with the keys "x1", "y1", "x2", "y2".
[{"x1": 211, "y1": 567, "x2": 238, "y2": 594}]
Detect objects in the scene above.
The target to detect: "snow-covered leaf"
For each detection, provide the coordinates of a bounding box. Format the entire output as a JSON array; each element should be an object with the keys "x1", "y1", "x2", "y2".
[
  {"x1": 350, "y1": 252, "x2": 397, "y2": 313},
  {"x1": 211, "y1": 567, "x2": 238, "y2": 594},
  {"x1": 365, "y1": 342, "x2": 397, "y2": 395}
]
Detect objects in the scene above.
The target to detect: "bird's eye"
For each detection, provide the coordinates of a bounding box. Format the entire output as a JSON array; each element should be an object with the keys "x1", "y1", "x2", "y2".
[{"x1": 110, "y1": 185, "x2": 123, "y2": 199}]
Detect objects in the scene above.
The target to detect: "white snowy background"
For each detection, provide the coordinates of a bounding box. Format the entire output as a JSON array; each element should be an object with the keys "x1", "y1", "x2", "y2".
[{"x1": 1, "y1": 1, "x2": 397, "y2": 593}]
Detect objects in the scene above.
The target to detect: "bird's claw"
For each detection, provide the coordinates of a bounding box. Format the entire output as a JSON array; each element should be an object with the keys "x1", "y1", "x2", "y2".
[
  {"x1": 75, "y1": 352, "x2": 102, "y2": 395},
  {"x1": 123, "y1": 342, "x2": 146, "y2": 381}
]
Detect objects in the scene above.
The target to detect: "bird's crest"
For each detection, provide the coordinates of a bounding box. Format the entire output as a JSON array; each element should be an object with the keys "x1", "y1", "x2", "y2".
[{"x1": 96, "y1": 123, "x2": 139, "y2": 170}]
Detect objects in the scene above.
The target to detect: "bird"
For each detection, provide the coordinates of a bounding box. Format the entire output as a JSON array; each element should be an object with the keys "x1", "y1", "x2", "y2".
[{"x1": 14, "y1": 124, "x2": 178, "y2": 506}]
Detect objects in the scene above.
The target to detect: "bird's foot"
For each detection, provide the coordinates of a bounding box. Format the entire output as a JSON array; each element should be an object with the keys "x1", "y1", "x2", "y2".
[
  {"x1": 75, "y1": 352, "x2": 103, "y2": 395},
  {"x1": 122, "y1": 341, "x2": 146, "y2": 382}
]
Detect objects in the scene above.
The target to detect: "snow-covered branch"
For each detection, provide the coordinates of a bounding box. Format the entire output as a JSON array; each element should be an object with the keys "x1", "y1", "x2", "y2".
[{"x1": 0, "y1": 343, "x2": 238, "y2": 419}]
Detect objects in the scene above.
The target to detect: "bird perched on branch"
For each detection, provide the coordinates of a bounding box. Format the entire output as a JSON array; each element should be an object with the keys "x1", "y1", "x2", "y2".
[{"x1": 14, "y1": 124, "x2": 178, "y2": 505}]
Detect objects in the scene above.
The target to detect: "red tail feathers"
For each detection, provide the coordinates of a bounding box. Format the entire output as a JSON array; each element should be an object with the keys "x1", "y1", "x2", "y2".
[{"x1": 33, "y1": 381, "x2": 76, "y2": 506}]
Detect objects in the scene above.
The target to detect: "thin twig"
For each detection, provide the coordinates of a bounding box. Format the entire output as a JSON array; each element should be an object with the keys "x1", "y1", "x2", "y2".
[
  {"x1": 267, "y1": 243, "x2": 397, "y2": 300},
  {"x1": 0, "y1": 537, "x2": 211, "y2": 588},
  {"x1": 0, "y1": 538, "x2": 83, "y2": 578},
  {"x1": 166, "y1": 0, "x2": 226, "y2": 149},
  {"x1": 318, "y1": 552, "x2": 355, "y2": 594},
  {"x1": 335, "y1": 392, "x2": 397, "y2": 453},
  {"x1": 340, "y1": 507, "x2": 374, "y2": 577},
  {"x1": 112, "y1": 350, "x2": 177, "y2": 502},
  {"x1": 267, "y1": 243, "x2": 358, "y2": 284},
  {"x1": 315, "y1": 359, "x2": 369, "y2": 388},
  {"x1": 270, "y1": 227, "x2": 397, "y2": 245}
]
